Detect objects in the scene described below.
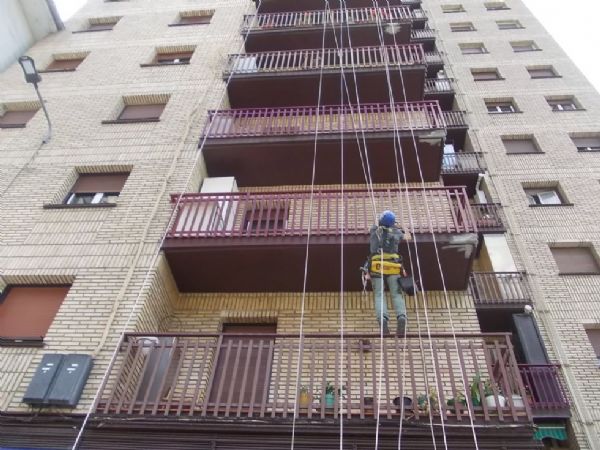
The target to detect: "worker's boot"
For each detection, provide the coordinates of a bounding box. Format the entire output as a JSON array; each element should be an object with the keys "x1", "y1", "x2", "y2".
[
  {"x1": 396, "y1": 315, "x2": 407, "y2": 337},
  {"x1": 379, "y1": 320, "x2": 390, "y2": 335}
]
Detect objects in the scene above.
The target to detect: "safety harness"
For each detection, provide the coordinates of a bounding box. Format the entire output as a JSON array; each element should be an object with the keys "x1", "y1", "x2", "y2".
[{"x1": 368, "y1": 227, "x2": 403, "y2": 276}]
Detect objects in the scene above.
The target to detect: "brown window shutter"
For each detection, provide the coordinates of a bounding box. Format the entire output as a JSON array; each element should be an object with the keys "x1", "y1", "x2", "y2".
[
  {"x1": 0, "y1": 286, "x2": 69, "y2": 338},
  {"x1": 573, "y1": 137, "x2": 600, "y2": 148},
  {"x1": 89, "y1": 23, "x2": 115, "y2": 31},
  {"x1": 586, "y1": 329, "x2": 600, "y2": 358},
  {"x1": 180, "y1": 15, "x2": 212, "y2": 25},
  {"x1": 503, "y1": 139, "x2": 538, "y2": 154},
  {"x1": 71, "y1": 173, "x2": 129, "y2": 194},
  {"x1": 0, "y1": 110, "x2": 39, "y2": 127},
  {"x1": 473, "y1": 71, "x2": 499, "y2": 81},
  {"x1": 529, "y1": 68, "x2": 555, "y2": 78},
  {"x1": 156, "y1": 52, "x2": 193, "y2": 63},
  {"x1": 46, "y1": 59, "x2": 83, "y2": 71},
  {"x1": 551, "y1": 247, "x2": 600, "y2": 274},
  {"x1": 118, "y1": 104, "x2": 165, "y2": 121}
]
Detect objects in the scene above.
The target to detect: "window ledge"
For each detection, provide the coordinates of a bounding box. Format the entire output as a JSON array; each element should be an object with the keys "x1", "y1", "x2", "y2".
[
  {"x1": 474, "y1": 77, "x2": 506, "y2": 81},
  {"x1": 0, "y1": 336, "x2": 44, "y2": 347},
  {"x1": 559, "y1": 272, "x2": 600, "y2": 276},
  {"x1": 551, "y1": 109, "x2": 585, "y2": 112},
  {"x1": 529, "y1": 203, "x2": 574, "y2": 207},
  {"x1": 0, "y1": 123, "x2": 27, "y2": 129},
  {"x1": 43, "y1": 203, "x2": 117, "y2": 209},
  {"x1": 168, "y1": 22, "x2": 210, "y2": 27},
  {"x1": 452, "y1": 29, "x2": 477, "y2": 32},
  {"x1": 514, "y1": 48, "x2": 542, "y2": 53},
  {"x1": 102, "y1": 118, "x2": 161, "y2": 124},
  {"x1": 578, "y1": 149, "x2": 600, "y2": 153},
  {"x1": 530, "y1": 75, "x2": 562, "y2": 79},
  {"x1": 72, "y1": 29, "x2": 113, "y2": 33},
  {"x1": 38, "y1": 68, "x2": 77, "y2": 73},
  {"x1": 488, "y1": 110, "x2": 522, "y2": 114},
  {"x1": 140, "y1": 62, "x2": 190, "y2": 67},
  {"x1": 506, "y1": 151, "x2": 545, "y2": 155}
]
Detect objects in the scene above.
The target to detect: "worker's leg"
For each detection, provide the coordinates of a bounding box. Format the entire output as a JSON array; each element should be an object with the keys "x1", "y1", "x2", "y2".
[
  {"x1": 371, "y1": 276, "x2": 390, "y2": 333},
  {"x1": 387, "y1": 274, "x2": 407, "y2": 336}
]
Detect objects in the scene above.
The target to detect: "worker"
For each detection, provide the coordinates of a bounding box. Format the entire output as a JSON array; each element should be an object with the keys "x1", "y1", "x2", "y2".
[{"x1": 363, "y1": 210, "x2": 411, "y2": 336}]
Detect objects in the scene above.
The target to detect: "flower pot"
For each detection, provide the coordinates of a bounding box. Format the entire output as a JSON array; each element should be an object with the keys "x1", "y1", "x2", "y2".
[
  {"x1": 325, "y1": 392, "x2": 335, "y2": 408},
  {"x1": 485, "y1": 394, "x2": 506, "y2": 408},
  {"x1": 299, "y1": 391, "x2": 311, "y2": 408},
  {"x1": 511, "y1": 394, "x2": 524, "y2": 408}
]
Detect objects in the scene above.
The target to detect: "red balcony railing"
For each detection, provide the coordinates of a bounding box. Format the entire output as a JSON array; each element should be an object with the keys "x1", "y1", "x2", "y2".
[
  {"x1": 518, "y1": 364, "x2": 569, "y2": 411},
  {"x1": 166, "y1": 187, "x2": 477, "y2": 239},
  {"x1": 424, "y1": 77, "x2": 453, "y2": 94},
  {"x1": 204, "y1": 102, "x2": 444, "y2": 139},
  {"x1": 470, "y1": 203, "x2": 505, "y2": 232},
  {"x1": 225, "y1": 44, "x2": 425, "y2": 75},
  {"x1": 242, "y1": 6, "x2": 415, "y2": 31},
  {"x1": 470, "y1": 272, "x2": 531, "y2": 306},
  {"x1": 412, "y1": 26, "x2": 435, "y2": 40},
  {"x1": 442, "y1": 110, "x2": 467, "y2": 128},
  {"x1": 96, "y1": 332, "x2": 531, "y2": 423}
]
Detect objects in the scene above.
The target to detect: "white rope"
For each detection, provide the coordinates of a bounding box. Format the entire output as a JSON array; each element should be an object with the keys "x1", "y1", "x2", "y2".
[
  {"x1": 338, "y1": 15, "x2": 345, "y2": 447},
  {"x1": 70, "y1": 2, "x2": 264, "y2": 448},
  {"x1": 376, "y1": 2, "x2": 481, "y2": 448},
  {"x1": 290, "y1": 4, "x2": 329, "y2": 448}
]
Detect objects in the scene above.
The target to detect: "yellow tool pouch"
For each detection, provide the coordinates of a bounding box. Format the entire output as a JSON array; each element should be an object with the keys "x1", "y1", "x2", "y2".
[{"x1": 369, "y1": 253, "x2": 402, "y2": 275}]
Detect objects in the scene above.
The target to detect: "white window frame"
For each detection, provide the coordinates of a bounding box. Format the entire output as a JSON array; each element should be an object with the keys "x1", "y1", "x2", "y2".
[
  {"x1": 526, "y1": 190, "x2": 562, "y2": 205},
  {"x1": 487, "y1": 103, "x2": 515, "y2": 113}
]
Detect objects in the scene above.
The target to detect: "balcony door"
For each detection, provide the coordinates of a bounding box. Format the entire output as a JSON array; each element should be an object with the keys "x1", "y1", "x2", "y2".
[{"x1": 209, "y1": 324, "x2": 277, "y2": 411}]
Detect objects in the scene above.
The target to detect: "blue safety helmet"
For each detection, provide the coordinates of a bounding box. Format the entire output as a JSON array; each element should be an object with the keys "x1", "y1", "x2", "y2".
[{"x1": 379, "y1": 210, "x2": 396, "y2": 227}]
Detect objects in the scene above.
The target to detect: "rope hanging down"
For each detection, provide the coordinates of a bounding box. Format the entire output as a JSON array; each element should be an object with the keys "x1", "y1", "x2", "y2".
[{"x1": 70, "y1": 2, "x2": 266, "y2": 448}]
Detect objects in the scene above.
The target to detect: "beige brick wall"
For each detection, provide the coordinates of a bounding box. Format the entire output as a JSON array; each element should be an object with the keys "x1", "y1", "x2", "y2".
[{"x1": 425, "y1": 0, "x2": 600, "y2": 446}]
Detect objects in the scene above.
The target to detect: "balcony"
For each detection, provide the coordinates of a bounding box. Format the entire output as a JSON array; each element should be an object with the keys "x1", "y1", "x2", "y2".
[
  {"x1": 201, "y1": 102, "x2": 446, "y2": 186},
  {"x1": 162, "y1": 188, "x2": 478, "y2": 292},
  {"x1": 441, "y1": 152, "x2": 485, "y2": 195},
  {"x1": 424, "y1": 77, "x2": 454, "y2": 109},
  {"x1": 254, "y1": 0, "x2": 422, "y2": 14},
  {"x1": 470, "y1": 203, "x2": 505, "y2": 233},
  {"x1": 411, "y1": 26, "x2": 435, "y2": 51},
  {"x1": 243, "y1": 7, "x2": 416, "y2": 52},
  {"x1": 96, "y1": 332, "x2": 532, "y2": 428},
  {"x1": 470, "y1": 272, "x2": 531, "y2": 308},
  {"x1": 518, "y1": 364, "x2": 570, "y2": 418},
  {"x1": 225, "y1": 45, "x2": 426, "y2": 108},
  {"x1": 442, "y1": 110, "x2": 468, "y2": 150}
]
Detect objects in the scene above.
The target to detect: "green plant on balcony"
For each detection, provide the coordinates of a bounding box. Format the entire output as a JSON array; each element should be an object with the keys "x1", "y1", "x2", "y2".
[{"x1": 417, "y1": 388, "x2": 438, "y2": 413}]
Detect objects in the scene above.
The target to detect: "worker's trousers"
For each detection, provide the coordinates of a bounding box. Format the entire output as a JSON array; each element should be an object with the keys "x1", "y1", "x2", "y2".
[{"x1": 372, "y1": 275, "x2": 406, "y2": 324}]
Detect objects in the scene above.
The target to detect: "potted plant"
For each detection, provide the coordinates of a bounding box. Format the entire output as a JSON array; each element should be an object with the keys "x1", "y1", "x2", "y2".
[
  {"x1": 446, "y1": 391, "x2": 467, "y2": 412},
  {"x1": 483, "y1": 380, "x2": 506, "y2": 408},
  {"x1": 417, "y1": 388, "x2": 438, "y2": 413},
  {"x1": 299, "y1": 385, "x2": 311, "y2": 409},
  {"x1": 470, "y1": 373, "x2": 482, "y2": 407},
  {"x1": 324, "y1": 382, "x2": 345, "y2": 408}
]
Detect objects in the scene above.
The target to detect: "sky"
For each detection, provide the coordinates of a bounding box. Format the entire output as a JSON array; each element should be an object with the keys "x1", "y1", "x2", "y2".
[{"x1": 54, "y1": 0, "x2": 600, "y2": 93}]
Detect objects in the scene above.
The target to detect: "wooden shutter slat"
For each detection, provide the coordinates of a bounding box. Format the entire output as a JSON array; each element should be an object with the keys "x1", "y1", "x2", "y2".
[
  {"x1": 71, "y1": 173, "x2": 129, "y2": 193},
  {"x1": 504, "y1": 139, "x2": 537, "y2": 154},
  {"x1": 0, "y1": 287, "x2": 69, "y2": 338},
  {"x1": 551, "y1": 247, "x2": 600, "y2": 274}
]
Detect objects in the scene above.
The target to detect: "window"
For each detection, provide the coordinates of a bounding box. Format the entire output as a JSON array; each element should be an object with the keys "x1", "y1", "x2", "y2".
[
  {"x1": 0, "y1": 286, "x2": 69, "y2": 341},
  {"x1": 171, "y1": 10, "x2": 214, "y2": 26},
  {"x1": 551, "y1": 245, "x2": 600, "y2": 275},
  {"x1": 502, "y1": 137, "x2": 540, "y2": 154},
  {"x1": 0, "y1": 109, "x2": 39, "y2": 128},
  {"x1": 523, "y1": 185, "x2": 567, "y2": 206},
  {"x1": 460, "y1": 43, "x2": 487, "y2": 54},
  {"x1": 527, "y1": 66, "x2": 559, "y2": 79},
  {"x1": 450, "y1": 22, "x2": 475, "y2": 32},
  {"x1": 41, "y1": 55, "x2": 87, "y2": 72},
  {"x1": 486, "y1": 99, "x2": 517, "y2": 113},
  {"x1": 76, "y1": 17, "x2": 121, "y2": 32},
  {"x1": 496, "y1": 20, "x2": 523, "y2": 30},
  {"x1": 472, "y1": 68, "x2": 502, "y2": 81},
  {"x1": 243, "y1": 203, "x2": 289, "y2": 234},
  {"x1": 571, "y1": 135, "x2": 600, "y2": 152},
  {"x1": 585, "y1": 329, "x2": 600, "y2": 366},
  {"x1": 142, "y1": 47, "x2": 195, "y2": 67},
  {"x1": 64, "y1": 173, "x2": 129, "y2": 206},
  {"x1": 102, "y1": 95, "x2": 169, "y2": 124},
  {"x1": 511, "y1": 40, "x2": 539, "y2": 52},
  {"x1": 485, "y1": 1, "x2": 509, "y2": 10},
  {"x1": 441, "y1": 4, "x2": 465, "y2": 13},
  {"x1": 547, "y1": 96, "x2": 582, "y2": 112}
]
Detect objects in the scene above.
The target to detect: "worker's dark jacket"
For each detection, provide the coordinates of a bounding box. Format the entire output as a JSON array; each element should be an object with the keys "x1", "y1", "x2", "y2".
[{"x1": 365, "y1": 225, "x2": 404, "y2": 277}]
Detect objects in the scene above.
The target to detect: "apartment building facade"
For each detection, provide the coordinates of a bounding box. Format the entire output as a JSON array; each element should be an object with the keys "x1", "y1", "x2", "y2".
[{"x1": 0, "y1": 0, "x2": 598, "y2": 449}]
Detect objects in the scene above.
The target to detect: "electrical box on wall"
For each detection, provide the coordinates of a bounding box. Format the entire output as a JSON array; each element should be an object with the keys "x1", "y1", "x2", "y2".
[{"x1": 23, "y1": 354, "x2": 93, "y2": 407}]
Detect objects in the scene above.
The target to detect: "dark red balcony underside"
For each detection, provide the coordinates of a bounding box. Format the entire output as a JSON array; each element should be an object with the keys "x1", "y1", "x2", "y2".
[
  {"x1": 163, "y1": 233, "x2": 475, "y2": 293},
  {"x1": 227, "y1": 68, "x2": 425, "y2": 108},
  {"x1": 245, "y1": 24, "x2": 413, "y2": 52},
  {"x1": 203, "y1": 133, "x2": 444, "y2": 186},
  {"x1": 442, "y1": 172, "x2": 479, "y2": 196},
  {"x1": 256, "y1": 0, "x2": 421, "y2": 13}
]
